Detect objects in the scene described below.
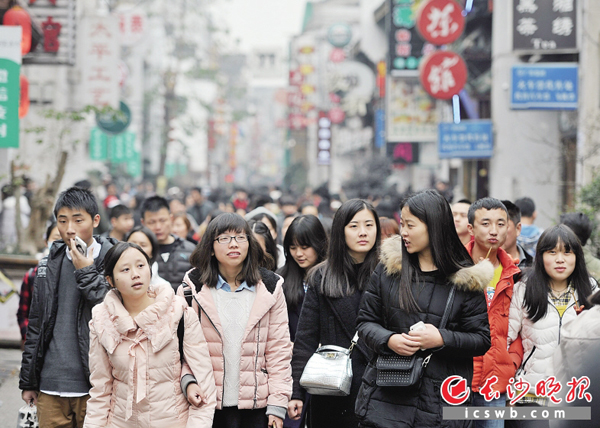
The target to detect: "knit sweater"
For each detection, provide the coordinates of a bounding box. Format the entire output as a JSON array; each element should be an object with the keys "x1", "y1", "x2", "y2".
[{"x1": 211, "y1": 287, "x2": 255, "y2": 407}]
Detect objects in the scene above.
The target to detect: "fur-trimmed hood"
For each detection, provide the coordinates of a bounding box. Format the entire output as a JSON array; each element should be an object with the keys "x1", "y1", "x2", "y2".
[{"x1": 380, "y1": 235, "x2": 493, "y2": 292}]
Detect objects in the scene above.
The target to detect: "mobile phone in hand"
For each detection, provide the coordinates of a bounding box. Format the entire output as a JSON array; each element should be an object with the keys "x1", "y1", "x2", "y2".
[
  {"x1": 410, "y1": 321, "x2": 426, "y2": 332},
  {"x1": 73, "y1": 236, "x2": 87, "y2": 256}
]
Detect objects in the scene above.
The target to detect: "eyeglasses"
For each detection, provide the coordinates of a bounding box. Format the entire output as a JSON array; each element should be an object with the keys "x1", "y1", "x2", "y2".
[{"x1": 214, "y1": 234, "x2": 248, "y2": 245}]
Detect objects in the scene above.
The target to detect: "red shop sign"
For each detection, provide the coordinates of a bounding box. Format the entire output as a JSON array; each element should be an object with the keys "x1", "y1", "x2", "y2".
[
  {"x1": 419, "y1": 50, "x2": 467, "y2": 99},
  {"x1": 416, "y1": 0, "x2": 465, "y2": 46}
]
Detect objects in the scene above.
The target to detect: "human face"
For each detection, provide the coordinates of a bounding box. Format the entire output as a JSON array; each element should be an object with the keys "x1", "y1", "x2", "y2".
[
  {"x1": 451, "y1": 202, "x2": 470, "y2": 237},
  {"x1": 543, "y1": 242, "x2": 576, "y2": 288},
  {"x1": 468, "y1": 208, "x2": 508, "y2": 252},
  {"x1": 260, "y1": 219, "x2": 277, "y2": 240},
  {"x1": 142, "y1": 208, "x2": 172, "y2": 244},
  {"x1": 172, "y1": 216, "x2": 190, "y2": 240},
  {"x1": 108, "y1": 248, "x2": 152, "y2": 301},
  {"x1": 502, "y1": 219, "x2": 521, "y2": 252},
  {"x1": 290, "y1": 243, "x2": 318, "y2": 269},
  {"x1": 400, "y1": 207, "x2": 430, "y2": 255},
  {"x1": 127, "y1": 231, "x2": 153, "y2": 260},
  {"x1": 213, "y1": 229, "x2": 249, "y2": 271},
  {"x1": 344, "y1": 209, "x2": 377, "y2": 263},
  {"x1": 56, "y1": 207, "x2": 100, "y2": 249},
  {"x1": 47, "y1": 227, "x2": 62, "y2": 246},
  {"x1": 112, "y1": 214, "x2": 134, "y2": 235}
]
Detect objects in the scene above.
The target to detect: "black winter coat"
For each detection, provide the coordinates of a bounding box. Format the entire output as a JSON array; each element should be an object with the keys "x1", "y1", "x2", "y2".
[
  {"x1": 19, "y1": 236, "x2": 116, "y2": 391},
  {"x1": 156, "y1": 235, "x2": 196, "y2": 292},
  {"x1": 291, "y1": 267, "x2": 372, "y2": 428},
  {"x1": 355, "y1": 236, "x2": 492, "y2": 428}
]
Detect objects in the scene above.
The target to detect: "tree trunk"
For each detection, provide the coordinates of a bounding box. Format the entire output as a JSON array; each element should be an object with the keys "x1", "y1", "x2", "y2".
[{"x1": 18, "y1": 151, "x2": 69, "y2": 255}]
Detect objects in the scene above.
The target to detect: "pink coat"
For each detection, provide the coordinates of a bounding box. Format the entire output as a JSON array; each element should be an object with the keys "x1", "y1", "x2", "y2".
[
  {"x1": 84, "y1": 283, "x2": 216, "y2": 428},
  {"x1": 179, "y1": 269, "x2": 292, "y2": 411}
]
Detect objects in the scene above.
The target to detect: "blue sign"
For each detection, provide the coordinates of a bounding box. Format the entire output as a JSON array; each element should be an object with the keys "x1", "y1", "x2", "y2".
[
  {"x1": 511, "y1": 64, "x2": 578, "y2": 110},
  {"x1": 375, "y1": 108, "x2": 385, "y2": 149},
  {"x1": 438, "y1": 120, "x2": 493, "y2": 159}
]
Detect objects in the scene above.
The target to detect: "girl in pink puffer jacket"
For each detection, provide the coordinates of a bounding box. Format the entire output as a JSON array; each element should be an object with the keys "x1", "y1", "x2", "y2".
[
  {"x1": 84, "y1": 242, "x2": 216, "y2": 428},
  {"x1": 178, "y1": 213, "x2": 292, "y2": 428}
]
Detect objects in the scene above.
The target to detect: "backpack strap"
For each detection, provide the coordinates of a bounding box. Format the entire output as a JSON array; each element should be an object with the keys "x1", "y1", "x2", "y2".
[
  {"x1": 177, "y1": 313, "x2": 185, "y2": 363},
  {"x1": 181, "y1": 281, "x2": 193, "y2": 307}
]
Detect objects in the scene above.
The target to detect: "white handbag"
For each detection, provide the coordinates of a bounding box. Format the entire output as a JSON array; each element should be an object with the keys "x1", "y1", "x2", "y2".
[
  {"x1": 299, "y1": 332, "x2": 358, "y2": 396},
  {"x1": 17, "y1": 403, "x2": 39, "y2": 428}
]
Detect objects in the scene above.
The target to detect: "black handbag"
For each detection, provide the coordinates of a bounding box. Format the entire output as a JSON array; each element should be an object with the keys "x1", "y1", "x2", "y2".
[{"x1": 376, "y1": 285, "x2": 456, "y2": 387}]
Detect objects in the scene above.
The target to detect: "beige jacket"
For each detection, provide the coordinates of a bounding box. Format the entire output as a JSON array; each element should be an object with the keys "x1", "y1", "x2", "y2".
[
  {"x1": 178, "y1": 268, "x2": 292, "y2": 417},
  {"x1": 84, "y1": 283, "x2": 216, "y2": 428}
]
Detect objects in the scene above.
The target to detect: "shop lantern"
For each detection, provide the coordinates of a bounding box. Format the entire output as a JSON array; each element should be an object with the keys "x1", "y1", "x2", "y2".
[{"x1": 19, "y1": 74, "x2": 30, "y2": 119}]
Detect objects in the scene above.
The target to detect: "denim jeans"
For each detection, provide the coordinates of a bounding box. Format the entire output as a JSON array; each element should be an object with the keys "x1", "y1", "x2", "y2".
[{"x1": 473, "y1": 393, "x2": 507, "y2": 428}]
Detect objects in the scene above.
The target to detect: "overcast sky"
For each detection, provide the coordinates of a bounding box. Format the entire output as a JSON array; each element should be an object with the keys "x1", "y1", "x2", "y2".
[{"x1": 210, "y1": 0, "x2": 308, "y2": 52}]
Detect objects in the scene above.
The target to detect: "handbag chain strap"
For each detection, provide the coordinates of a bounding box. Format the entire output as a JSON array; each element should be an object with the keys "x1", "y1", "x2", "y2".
[
  {"x1": 348, "y1": 332, "x2": 359, "y2": 354},
  {"x1": 422, "y1": 285, "x2": 457, "y2": 368}
]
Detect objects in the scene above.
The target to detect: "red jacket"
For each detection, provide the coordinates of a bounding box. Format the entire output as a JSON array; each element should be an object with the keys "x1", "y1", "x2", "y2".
[{"x1": 467, "y1": 242, "x2": 523, "y2": 393}]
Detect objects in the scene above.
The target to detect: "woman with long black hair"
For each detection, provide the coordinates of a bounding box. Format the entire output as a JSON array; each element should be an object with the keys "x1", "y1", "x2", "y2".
[
  {"x1": 288, "y1": 199, "x2": 380, "y2": 428},
  {"x1": 355, "y1": 190, "x2": 491, "y2": 428}
]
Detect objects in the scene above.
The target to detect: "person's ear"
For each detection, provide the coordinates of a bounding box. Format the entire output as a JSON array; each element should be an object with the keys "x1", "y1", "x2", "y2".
[
  {"x1": 467, "y1": 223, "x2": 474, "y2": 237},
  {"x1": 93, "y1": 214, "x2": 101, "y2": 229},
  {"x1": 110, "y1": 217, "x2": 117, "y2": 228},
  {"x1": 516, "y1": 222, "x2": 522, "y2": 236},
  {"x1": 106, "y1": 275, "x2": 114, "y2": 288}
]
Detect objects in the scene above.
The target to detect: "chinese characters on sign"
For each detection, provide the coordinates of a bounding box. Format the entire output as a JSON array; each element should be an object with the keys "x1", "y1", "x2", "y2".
[
  {"x1": 118, "y1": 11, "x2": 147, "y2": 46},
  {"x1": 387, "y1": 78, "x2": 438, "y2": 142},
  {"x1": 25, "y1": 0, "x2": 76, "y2": 65},
  {"x1": 388, "y1": 0, "x2": 435, "y2": 75},
  {"x1": 513, "y1": 0, "x2": 577, "y2": 52},
  {"x1": 419, "y1": 50, "x2": 467, "y2": 100},
  {"x1": 416, "y1": 0, "x2": 465, "y2": 45},
  {"x1": 0, "y1": 27, "x2": 22, "y2": 149},
  {"x1": 511, "y1": 64, "x2": 578, "y2": 109},
  {"x1": 80, "y1": 16, "x2": 120, "y2": 108},
  {"x1": 438, "y1": 120, "x2": 493, "y2": 159}
]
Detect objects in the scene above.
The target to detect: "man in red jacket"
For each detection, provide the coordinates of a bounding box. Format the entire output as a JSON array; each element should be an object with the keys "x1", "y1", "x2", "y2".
[{"x1": 466, "y1": 198, "x2": 523, "y2": 428}]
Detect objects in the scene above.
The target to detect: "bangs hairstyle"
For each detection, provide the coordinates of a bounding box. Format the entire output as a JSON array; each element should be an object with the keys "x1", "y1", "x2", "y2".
[
  {"x1": 54, "y1": 186, "x2": 99, "y2": 219},
  {"x1": 278, "y1": 215, "x2": 328, "y2": 308},
  {"x1": 399, "y1": 190, "x2": 474, "y2": 312},
  {"x1": 125, "y1": 225, "x2": 159, "y2": 262},
  {"x1": 313, "y1": 199, "x2": 380, "y2": 298},
  {"x1": 189, "y1": 213, "x2": 262, "y2": 288},
  {"x1": 104, "y1": 242, "x2": 151, "y2": 283},
  {"x1": 523, "y1": 224, "x2": 593, "y2": 322}
]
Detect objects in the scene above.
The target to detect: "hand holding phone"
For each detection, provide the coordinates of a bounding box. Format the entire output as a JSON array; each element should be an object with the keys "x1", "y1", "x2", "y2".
[
  {"x1": 73, "y1": 236, "x2": 87, "y2": 256},
  {"x1": 410, "y1": 321, "x2": 426, "y2": 332}
]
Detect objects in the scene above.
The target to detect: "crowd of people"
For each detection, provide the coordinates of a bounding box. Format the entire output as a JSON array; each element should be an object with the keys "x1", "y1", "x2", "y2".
[{"x1": 12, "y1": 181, "x2": 600, "y2": 428}]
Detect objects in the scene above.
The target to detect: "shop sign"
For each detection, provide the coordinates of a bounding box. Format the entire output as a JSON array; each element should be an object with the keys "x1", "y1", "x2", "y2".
[
  {"x1": 317, "y1": 112, "x2": 331, "y2": 165},
  {"x1": 416, "y1": 0, "x2": 465, "y2": 45},
  {"x1": 0, "y1": 27, "x2": 22, "y2": 149},
  {"x1": 510, "y1": 63, "x2": 578, "y2": 109},
  {"x1": 513, "y1": 0, "x2": 577, "y2": 53},
  {"x1": 419, "y1": 50, "x2": 467, "y2": 99},
  {"x1": 438, "y1": 120, "x2": 493, "y2": 159},
  {"x1": 387, "y1": 78, "x2": 438, "y2": 143}
]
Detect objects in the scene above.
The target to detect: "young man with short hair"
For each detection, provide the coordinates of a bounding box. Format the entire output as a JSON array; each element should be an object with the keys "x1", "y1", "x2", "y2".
[
  {"x1": 141, "y1": 195, "x2": 196, "y2": 291},
  {"x1": 501, "y1": 200, "x2": 533, "y2": 269},
  {"x1": 452, "y1": 199, "x2": 472, "y2": 246},
  {"x1": 19, "y1": 187, "x2": 116, "y2": 428},
  {"x1": 106, "y1": 204, "x2": 134, "y2": 242},
  {"x1": 514, "y1": 197, "x2": 543, "y2": 257},
  {"x1": 466, "y1": 197, "x2": 522, "y2": 428}
]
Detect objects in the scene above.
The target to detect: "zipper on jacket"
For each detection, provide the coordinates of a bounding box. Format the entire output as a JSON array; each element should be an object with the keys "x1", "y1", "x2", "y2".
[
  {"x1": 549, "y1": 299, "x2": 576, "y2": 344},
  {"x1": 193, "y1": 294, "x2": 226, "y2": 405}
]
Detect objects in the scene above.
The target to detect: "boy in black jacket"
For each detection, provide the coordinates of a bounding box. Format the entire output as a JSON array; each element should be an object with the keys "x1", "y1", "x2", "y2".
[{"x1": 19, "y1": 187, "x2": 116, "y2": 428}]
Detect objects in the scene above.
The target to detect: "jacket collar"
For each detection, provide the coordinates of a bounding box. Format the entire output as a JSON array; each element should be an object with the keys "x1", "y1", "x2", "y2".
[{"x1": 381, "y1": 235, "x2": 494, "y2": 293}]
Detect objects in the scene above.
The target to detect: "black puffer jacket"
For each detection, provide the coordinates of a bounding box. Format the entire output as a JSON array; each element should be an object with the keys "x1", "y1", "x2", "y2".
[
  {"x1": 156, "y1": 235, "x2": 196, "y2": 291},
  {"x1": 19, "y1": 236, "x2": 116, "y2": 391},
  {"x1": 291, "y1": 266, "x2": 372, "y2": 428},
  {"x1": 355, "y1": 236, "x2": 492, "y2": 428}
]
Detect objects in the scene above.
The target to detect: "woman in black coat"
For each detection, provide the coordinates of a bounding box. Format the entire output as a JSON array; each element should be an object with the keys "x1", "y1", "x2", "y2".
[
  {"x1": 355, "y1": 190, "x2": 492, "y2": 428},
  {"x1": 288, "y1": 199, "x2": 381, "y2": 428}
]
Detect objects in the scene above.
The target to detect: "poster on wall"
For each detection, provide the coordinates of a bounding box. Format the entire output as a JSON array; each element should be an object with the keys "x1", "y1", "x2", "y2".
[{"x1": 386, "y1": 77, "x2": 437, "y2": 143}]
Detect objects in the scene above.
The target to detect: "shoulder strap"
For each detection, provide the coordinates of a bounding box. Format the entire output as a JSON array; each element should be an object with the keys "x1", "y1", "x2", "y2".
[
  {"x1": 177, "y1": 313, "x2": 185, "y2": 363},
  {"x1": 181, "y1": 281, "x2": 193, "y2": 306},
  {"x1": 439, "y1": 285, "x2": 456, "y2": 330}
]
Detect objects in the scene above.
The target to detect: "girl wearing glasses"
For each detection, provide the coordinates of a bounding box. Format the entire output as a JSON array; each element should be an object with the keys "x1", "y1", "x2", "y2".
[
  {"x1": 288, "y1": 199, "x2": 380, "y2": 428},
  {"x1": 178, "y1": 213, "x2": 292, "y2": 428}
]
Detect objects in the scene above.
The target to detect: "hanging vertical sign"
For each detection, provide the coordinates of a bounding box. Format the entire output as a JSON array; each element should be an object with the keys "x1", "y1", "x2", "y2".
[
  {"x1": 317, "y1": 112, "x2": 332, "y2": 165},
  {"x1": 0, "y1": 27, "x2": 22, "y2": 149},
  {"x1": 388, "y1": 0, "x2": 434, "y2": 76},
  {"x1": 80, "y1": 16, "x2": 120, "y2": 108}
]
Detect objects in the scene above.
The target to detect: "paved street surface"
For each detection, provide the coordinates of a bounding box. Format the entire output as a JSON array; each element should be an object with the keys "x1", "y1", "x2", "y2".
[{"x1": 0, "y1": 348, "x2": 23, "y2": 428}]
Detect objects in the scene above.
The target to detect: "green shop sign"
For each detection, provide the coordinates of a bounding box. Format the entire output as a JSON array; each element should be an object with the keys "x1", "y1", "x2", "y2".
[{"x1": 0, "y1": 27, "x2": 22, "y2": 149}]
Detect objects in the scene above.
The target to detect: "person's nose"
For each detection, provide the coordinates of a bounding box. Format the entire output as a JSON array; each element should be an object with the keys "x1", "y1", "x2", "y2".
[
  {"x1": 489, "y1": 224, "x2": 498, "y2": 236},
  {"x1": 358, "y1": 225, "x2": 367, "y2": 237},
  {"x1": 66, "y1": 221, "x2": 76, "y2": 235},
  {"x1": 228, "y1": 237, "x2": 239, "y2": 248}
]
